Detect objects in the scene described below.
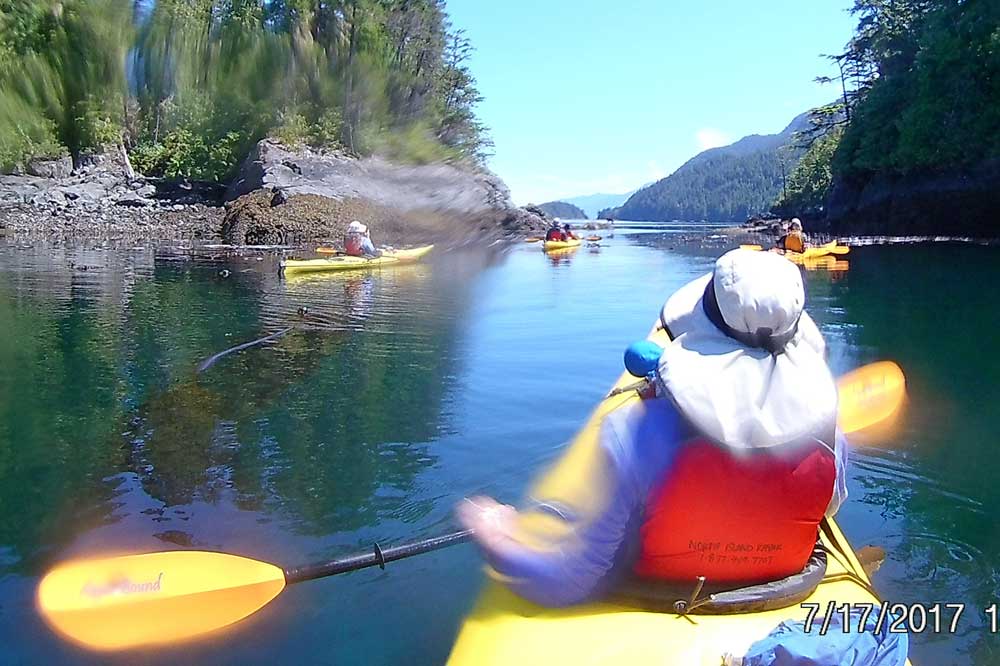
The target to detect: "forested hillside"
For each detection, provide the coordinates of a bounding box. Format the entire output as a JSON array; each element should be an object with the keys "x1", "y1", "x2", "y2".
[
  {"x1": 536, "y1": 201, "x2": 587, "y2": 219},
  {"x1": 773, "y1": 0, "x2": 1000, "y2": 234},
  {"x1": 0, "y1": 0, "x2": 490, "y2": 180},
  {"x1": 601, "y1": 114, "x2": 808, "y2": 222}
]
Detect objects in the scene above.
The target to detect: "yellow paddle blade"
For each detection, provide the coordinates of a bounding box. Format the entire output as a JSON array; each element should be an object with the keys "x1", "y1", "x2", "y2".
[
  {"x1": 827, "y1": 245, "x2": 850, "y2": 255},
  {"x1": 37, "y1": 550, "x2": 285, "y2": 651},
  {"x1": 836, "y1": 361, "x2": 906, "y2": 434},
  {"x1": 525, "y1": 237, "x2": 542, "y2": 243}
]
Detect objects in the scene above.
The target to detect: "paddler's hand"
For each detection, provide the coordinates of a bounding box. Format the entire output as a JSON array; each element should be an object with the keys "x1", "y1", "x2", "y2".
[{"x1": 456, "y1": 496, "x2": 520, "y2": 553}]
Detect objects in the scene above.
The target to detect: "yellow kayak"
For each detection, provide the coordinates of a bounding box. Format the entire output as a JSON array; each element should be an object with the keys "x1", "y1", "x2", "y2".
[
  {"x1": 448, "y1": 323, "x2": 902, "y2": 666},
  {"x1": 280, "y1": 245, "x2": 434, "y2": 274},
  {"x1": 542, "y1": 238, "x2": 583, "y2": 252},
  {"x1": 740, "y1": 242, "x2": 850, "y2": 265},
  {"x1": 785, "y1": 241, "x2": 850, "y2": 264}
]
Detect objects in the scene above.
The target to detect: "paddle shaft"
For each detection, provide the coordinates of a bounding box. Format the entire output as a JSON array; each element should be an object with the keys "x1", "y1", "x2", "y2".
[{"x1": 283, "y1": 529, "x2": 473, "y2": 584}]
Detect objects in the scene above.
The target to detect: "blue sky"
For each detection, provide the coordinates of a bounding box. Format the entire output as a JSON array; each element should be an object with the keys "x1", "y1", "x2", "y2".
[{"x1": 446, "y1": 1, "x2": 858, "y2": 205}]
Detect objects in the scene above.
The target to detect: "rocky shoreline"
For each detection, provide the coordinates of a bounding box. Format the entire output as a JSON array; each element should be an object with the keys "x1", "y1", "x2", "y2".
[{"x1": 0, "y1": 141, "x2": 549, "y2": 248}]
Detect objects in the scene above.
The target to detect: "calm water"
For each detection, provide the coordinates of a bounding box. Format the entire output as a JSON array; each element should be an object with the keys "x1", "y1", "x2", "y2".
[{"x1": 1, "y1": 230, "x2": 998, "y2": 665}]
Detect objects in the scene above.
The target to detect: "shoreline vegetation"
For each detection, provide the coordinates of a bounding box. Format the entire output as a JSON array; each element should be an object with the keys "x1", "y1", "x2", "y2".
[
  {"x1": 2, "y1": 2, "x2": 997, "y2": 243},
  {"x1": 0, "y1": 1, "x2": 548, "y2": 245},
  {"x1": 777, "y1": 0, "x2": 999, "y2": 238},
  {"x1": 600, "y1": 1, "x2": 999, "y2": 237}
]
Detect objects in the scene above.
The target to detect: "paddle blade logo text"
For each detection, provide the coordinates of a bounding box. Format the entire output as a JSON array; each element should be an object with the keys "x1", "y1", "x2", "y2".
[{"x1": 81, "y1": 572, "x2": 164, "y2": 599}]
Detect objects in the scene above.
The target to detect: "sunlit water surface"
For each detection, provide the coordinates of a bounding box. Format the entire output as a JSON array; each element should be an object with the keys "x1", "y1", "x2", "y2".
[{"x1": 1, "y1": 227, "x2": 998, "y2": 664}]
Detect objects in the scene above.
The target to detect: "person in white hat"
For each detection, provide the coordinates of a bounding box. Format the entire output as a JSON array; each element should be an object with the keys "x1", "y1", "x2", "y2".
[
  {"x1": 344, "y1": 220, "x2": 380, "y2": 258},
  {"x1": 776, "y1": 217, "x2": 807, "y2": 254},
  {"x1": 457, "y1": 249, "x2": 846, "y2": 607}
]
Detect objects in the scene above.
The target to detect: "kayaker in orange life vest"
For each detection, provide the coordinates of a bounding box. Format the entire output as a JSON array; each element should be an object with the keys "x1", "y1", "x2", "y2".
[
  {"x1": 456, "y1": 249, "x2": 847, "y2": 607},
  {"x1": 776, "y1": 218, "x2": 807, "y2": 253},
  {"x1": 562, "y1": 223, "x2": 578, "y2": 240}
]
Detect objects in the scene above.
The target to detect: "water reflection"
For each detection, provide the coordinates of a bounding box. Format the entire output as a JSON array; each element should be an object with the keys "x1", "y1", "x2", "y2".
[
  {"x1": 2, "y1": 237, "x2": 999, "y2": 665},
  {"x1": 0, "y1": 247, "x2": 495, "y2": 581}
]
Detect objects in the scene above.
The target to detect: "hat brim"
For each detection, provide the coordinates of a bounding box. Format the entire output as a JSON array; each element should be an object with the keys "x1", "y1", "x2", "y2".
[{"x1": 657, "y1": 275, "x2": 837, "y2": 448}]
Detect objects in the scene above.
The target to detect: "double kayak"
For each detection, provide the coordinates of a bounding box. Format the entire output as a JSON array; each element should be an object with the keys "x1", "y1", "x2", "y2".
[
  {"x1": 542, "y1": 238, "x2": 583, "y2": 252},
  {"x1": 448, "y1": 322, "x2": 901, "y2": 666},
  {"x1": 280, "y1": 245, "x2": 434, "y2": 274}
]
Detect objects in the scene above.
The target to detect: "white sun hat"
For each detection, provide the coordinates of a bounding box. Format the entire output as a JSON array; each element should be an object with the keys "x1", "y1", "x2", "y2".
[
  {"x1": 347, "y1": 220, "x2": 368, "y2": 234},
  {"x1": 657, "y1": 249, "x2": 837, "y2": 449}
]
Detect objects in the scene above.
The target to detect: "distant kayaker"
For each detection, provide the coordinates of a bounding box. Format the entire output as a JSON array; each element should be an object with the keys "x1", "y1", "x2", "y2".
[
  {"x1": 457, "y1": 249, "x2": 846, "y2": 607},
  {"x1": 776, "y1": 218, "x2": 807, "y2": 253},
  {"x1": 545, "y1": 223, "x2": 568, "y2": 242},
  {"x1": 345, "y1": 221, "x2": 381, "y2": 258}
]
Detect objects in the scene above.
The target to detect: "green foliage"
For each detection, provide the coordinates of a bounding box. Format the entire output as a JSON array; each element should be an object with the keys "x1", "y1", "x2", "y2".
[
  {"x1": 271, "y1": 112, "x2": 314, "y2": 148},
  {"x1": 1, "y1": 0, "x2": 490, "y2": 177},
  {"x1": 269, "y1": 108, "x2": 346, "y2": 150},
  {"x1": 773, "y1": 127, "x2": 843, "y2": 217},
  {"x1": 833, "y1": 0, "x2": 1000, "y2": 176},
  {"x1": 0, "y1": 103, "x2": 65, "y2": 171},
  {"x1": 374, "y1": 121, "x2": 460, "y2": 164},
  {"x1": 131, "y1": 128, "x2": 244, "y2": 182}
]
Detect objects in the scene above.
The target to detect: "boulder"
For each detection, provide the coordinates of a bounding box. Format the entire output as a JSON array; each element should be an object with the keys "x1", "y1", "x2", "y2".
[
  {"x1": 115, "y1": 191, "x2": 154, "y2": 207},
  {"x1": 221, "y1": 139, "x2": 546, "y2": 244},
  {"x1": 227, "y1": 140, "x2": 518, "y2": 217},
  {"x1": 57, "y1": 182, "x2": 108, "y2": 204},
  {"x1": 26, "y1": 156, "x2": 72, "y2": 179},
  {"x1": 30, "y1": 189, "x2": 67, "y2": 207}
]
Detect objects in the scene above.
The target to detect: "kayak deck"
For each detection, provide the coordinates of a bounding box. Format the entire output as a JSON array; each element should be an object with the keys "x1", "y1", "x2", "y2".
[
  {"x1": 448, "y1": 322, "x2": 901, "y2": 666},
  {"x1": 542, "y1": 238, "x2": 582, "y2": 252},
  {"x1": 280, "y1": 245, "x2": 434, "y2": 274},
  {"x1": 785, "y1": 240, "x2": 849, "y2": 264}
]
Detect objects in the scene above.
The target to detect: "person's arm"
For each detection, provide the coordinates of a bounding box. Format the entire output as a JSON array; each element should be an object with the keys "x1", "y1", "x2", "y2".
[
  {"x1": 457, "y1": 400, "x2": 682, "y2": 607},
  {"x1": 825, "y1": 428, "x2": 849, "y2": 517}
]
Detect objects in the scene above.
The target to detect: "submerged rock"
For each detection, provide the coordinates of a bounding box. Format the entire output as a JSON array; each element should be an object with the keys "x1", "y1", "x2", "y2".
[{"x1": 825, "y1": 159, "x2": 1000, "y2": 237}]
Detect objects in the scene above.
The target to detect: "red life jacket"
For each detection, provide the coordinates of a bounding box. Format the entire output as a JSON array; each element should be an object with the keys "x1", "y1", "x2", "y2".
[
  {"x1": 345, "y1": 233, "x2": 364, "y2": 256},
  {"x1": 633, "y1": 437, "x2": 835, "y2": 585},
  {"x1": 546, "y1": 228, "x2": 566, "y2": 241}
]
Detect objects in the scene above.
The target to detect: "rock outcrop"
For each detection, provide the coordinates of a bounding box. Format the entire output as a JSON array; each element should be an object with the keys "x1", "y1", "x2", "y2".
[
  {"x1": 824, "y1": 159, "x2": 1000, "y2": 237},
  {"x1": 221, "y1": 140, "x2": 546, "y2": 245},
  {"x1": 0, "y1": 147, "x2": 224, "y2": 240}
]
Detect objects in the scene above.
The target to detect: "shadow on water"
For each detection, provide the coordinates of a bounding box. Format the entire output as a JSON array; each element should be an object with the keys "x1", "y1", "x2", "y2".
[
  {"x1": 0, "y1": 245, "x2": 499, "y2": 568},
  {"x1": 804, "y1": 243, "x2": 1000, "y2": 666}
]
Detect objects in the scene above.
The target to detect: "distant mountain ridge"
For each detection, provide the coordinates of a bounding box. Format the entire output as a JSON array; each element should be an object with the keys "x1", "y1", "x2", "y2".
[
  {"x1": 601, "y1": 113, "x2": 811, "y2": 223},
  {"x1": 537, "y1": 200, "x2": 588, "y2": 219},
  {"x1": 561, "y1": 191, "x2": 634, "y2": 219}
]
